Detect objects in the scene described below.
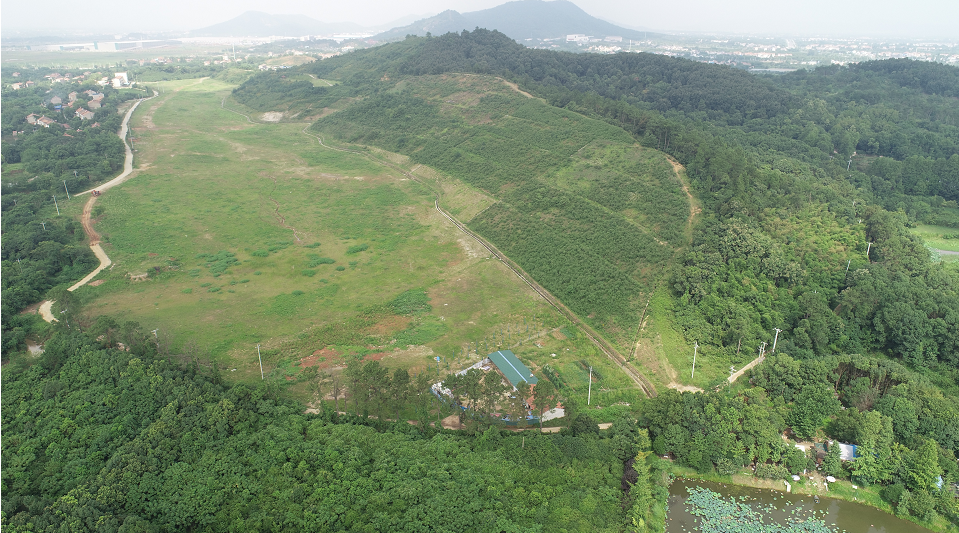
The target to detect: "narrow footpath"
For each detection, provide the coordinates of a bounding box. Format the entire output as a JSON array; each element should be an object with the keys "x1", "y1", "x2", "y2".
[{"x1": 39, "y1": 92, "x2": 157, "y2": 323}]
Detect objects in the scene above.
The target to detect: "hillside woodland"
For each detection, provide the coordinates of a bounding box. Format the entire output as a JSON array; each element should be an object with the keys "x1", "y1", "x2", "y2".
[
  {"x1": 2, "y1": 30, "x2": 958, "y2": 532},
  {"x1": 1, "y1": 79, "x2": 145, "y2": 353}
]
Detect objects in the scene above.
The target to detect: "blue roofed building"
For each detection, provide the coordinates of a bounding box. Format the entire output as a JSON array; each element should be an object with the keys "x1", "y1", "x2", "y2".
[{"x1": 487, "y1": 350, "x2": 538, "y2": 389}]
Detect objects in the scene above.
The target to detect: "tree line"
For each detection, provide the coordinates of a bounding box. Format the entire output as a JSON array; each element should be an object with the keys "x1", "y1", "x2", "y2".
[{"x1": 2, "y1": 328, "x2": 661, "y2": 532}]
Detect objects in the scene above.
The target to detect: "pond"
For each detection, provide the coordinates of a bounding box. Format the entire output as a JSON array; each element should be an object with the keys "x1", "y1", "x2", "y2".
[{"x1": 667, "y1": 479, "x2": 929, "y2": 533}]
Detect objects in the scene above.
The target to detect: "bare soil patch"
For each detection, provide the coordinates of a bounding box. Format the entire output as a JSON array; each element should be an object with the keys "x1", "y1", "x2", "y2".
[
  {"x1": 366, "y1": 315, "x2": 412, "y2": 336},
  {"x1": 261, "y1": 112, "x2": 284, "y2": 122},
  {"x1": 363, "y1": 351, "x2": 391, "y2": 361},
  {"x1": 299, "y1": 347, "x2": 342, "y2": 369},
  {"x1": 441, "y1": 414, "x2": 465, "y2": 430},
  {"x1": 457, "y1": 237, "x2": 484, "y2": 259}
]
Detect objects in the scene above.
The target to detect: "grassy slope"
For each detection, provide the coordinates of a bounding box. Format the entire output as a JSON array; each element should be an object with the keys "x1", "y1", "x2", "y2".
[
  {"x1": 75, "y1": 78, "x2": 578, "y2": 392},
  {"x1": 70, "y1": 72, "x2": 718, "y2": 399},
  {"x1": 314, "y1": 74, "x2": 690, "y2": 355},
  {"x1": 911, "y1": 224, "x2": 959, "y2": 258}
]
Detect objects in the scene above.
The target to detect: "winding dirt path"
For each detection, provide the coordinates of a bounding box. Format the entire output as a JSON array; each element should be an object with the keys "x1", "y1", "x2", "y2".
[
  {"x1": 628, "y1": 156, "x2": 704, "y2": 392},
  {"x1": 39, "y1": 92, "x2": 157, "y2": 322},
  {"x1": 667, "y1": 156, "x2": 700, "y2": 234},
  {"x1": 221, "y1": 97, "x2": 255, "y2": 123}
]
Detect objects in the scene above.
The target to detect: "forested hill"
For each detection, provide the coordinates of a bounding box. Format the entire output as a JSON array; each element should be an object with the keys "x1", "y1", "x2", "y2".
[
  {"x1": 242, "y1": 30, "x2": 958, "y2": 169},
  {"x1": 295, "y1": 29, "x2": 794, "y2": 125}
]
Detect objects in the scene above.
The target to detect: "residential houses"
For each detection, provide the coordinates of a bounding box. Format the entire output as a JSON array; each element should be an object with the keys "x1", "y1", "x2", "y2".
[
  {"x1": 75, "y1": 108, "x2": 95, "y2": 120},
  {"x1": 37, "y1": 116, "x2": 58, "y2": 128},
  {"x1": 26, "y1": 113, "x2": 39, "y2": 125},
  {"x1": 84, "y1": 90, "x2": 105, "y2": 109}
]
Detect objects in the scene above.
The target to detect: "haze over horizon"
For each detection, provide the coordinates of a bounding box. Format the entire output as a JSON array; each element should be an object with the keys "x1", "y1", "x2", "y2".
[{"x1": 2, "y1": 0, "x2": 957, "y2": 40}]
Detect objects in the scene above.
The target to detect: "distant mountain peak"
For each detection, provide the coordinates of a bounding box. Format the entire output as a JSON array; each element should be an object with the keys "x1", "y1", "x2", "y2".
[{"x1": 374, "y1": 0, "x2": 650, "y2": 42}]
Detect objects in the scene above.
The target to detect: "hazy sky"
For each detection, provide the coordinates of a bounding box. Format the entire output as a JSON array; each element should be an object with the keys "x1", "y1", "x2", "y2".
[{"x1": 3, "y1": 0, "x2": 958, "y2": 38}]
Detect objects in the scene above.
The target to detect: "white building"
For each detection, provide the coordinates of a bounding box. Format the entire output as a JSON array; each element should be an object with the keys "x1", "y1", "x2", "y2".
[{"x1": 112, "y1": 72, "x2": 129, "y2": 88}]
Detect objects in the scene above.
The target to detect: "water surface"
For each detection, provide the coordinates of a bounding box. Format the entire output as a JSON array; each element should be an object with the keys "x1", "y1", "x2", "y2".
[{"x1": 666, "y1": 479, "x2": 929, "y2": 533}]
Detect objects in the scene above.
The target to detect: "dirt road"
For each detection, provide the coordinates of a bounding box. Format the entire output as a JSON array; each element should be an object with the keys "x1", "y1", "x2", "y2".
[
  {"x1": 728, "y1": 354, "x2": 764, "y2": 384},
  {"x1": 77, "y1": 95, "x2": 153, "y2": 196},
  {"x1": 39, "y1": 92, "x2": 156, "y2": 322}
]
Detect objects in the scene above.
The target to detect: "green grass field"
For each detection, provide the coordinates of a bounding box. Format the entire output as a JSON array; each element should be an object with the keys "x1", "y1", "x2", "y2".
[
  {"x1": 910, "y1": 224, "x2": 959, "y2": 261},
  {"x1": 72, "y1": 77, "x2": 602, "y2": 395}
]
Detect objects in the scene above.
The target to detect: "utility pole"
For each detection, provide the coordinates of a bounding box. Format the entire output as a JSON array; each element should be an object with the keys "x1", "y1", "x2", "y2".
[
  {"x1": 847, "y1": 159, "x2": 853, "y2": 171},
  {"x1": 63, "y1": 180, "x2": 71, "y2": 199},
  {"x1": 53, "y1": 195, "x2": 60, "y2": 215},
  {"x1": 587, "y1": 365, "x2": 592, "y2": 405},
  {"x1": 257, "y1": 344, "x2": 264, "y2": 380},
  {"x1": 759, "y1": 342, "x2": 767, "y2": 357},
  {"x1": 40, "y1": 221, "x2": 47, "y2": 230},
  {"x1": 152, "y1": 329, "x2": 159, "y2": 349},
  {"x1": 16, "y1": 258, "x2": 24, "y2": 274},
  {"x1": 866, "y1": 242, "x2": 873, "y2": 260},
  {"x1": 691, "y1": 342, "x2": 698, "y2": 379},
  {"x1": 772, "y1": 328, "x2": 781, "y2": 354}
]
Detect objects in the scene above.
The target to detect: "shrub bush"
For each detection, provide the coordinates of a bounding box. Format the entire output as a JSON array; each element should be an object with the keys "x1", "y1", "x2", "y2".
[
  {"x1": 346, "y1": 243, "x2": 369, "y2": 254},
  {"x1": 755, "y1": 463, "x2": 789, "y2": 480}
]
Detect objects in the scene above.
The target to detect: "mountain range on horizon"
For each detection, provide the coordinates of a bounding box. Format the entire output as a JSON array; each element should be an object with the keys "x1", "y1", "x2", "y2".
[
  {"x1": 186, "y1": 1, "x2": 654, "y2": 42},
  {"x1": 373, "y1": 0, "x2": 655, "y2": 42}
]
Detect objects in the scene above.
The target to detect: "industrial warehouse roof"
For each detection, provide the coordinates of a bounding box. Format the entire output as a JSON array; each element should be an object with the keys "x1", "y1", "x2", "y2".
[{"x1": 488, "y1": 350, "x2": 538, "y2": 388}]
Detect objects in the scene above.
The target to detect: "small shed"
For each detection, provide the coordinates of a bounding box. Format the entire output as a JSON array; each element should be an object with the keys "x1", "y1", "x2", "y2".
[
  {"x1": 814, "y1": 442, "x2": 827, "y2": 461},
  {"x1": 488, "y1": 350, "x2": 538, "y2": 389},
  {"x1": 837, "y1": 442, "x2": 857, "y2": 461}
]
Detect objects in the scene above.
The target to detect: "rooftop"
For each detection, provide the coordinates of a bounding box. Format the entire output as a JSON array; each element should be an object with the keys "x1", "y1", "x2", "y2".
[{"x1": 488, "y1": 350, "x2": 538, "y2": 389}]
